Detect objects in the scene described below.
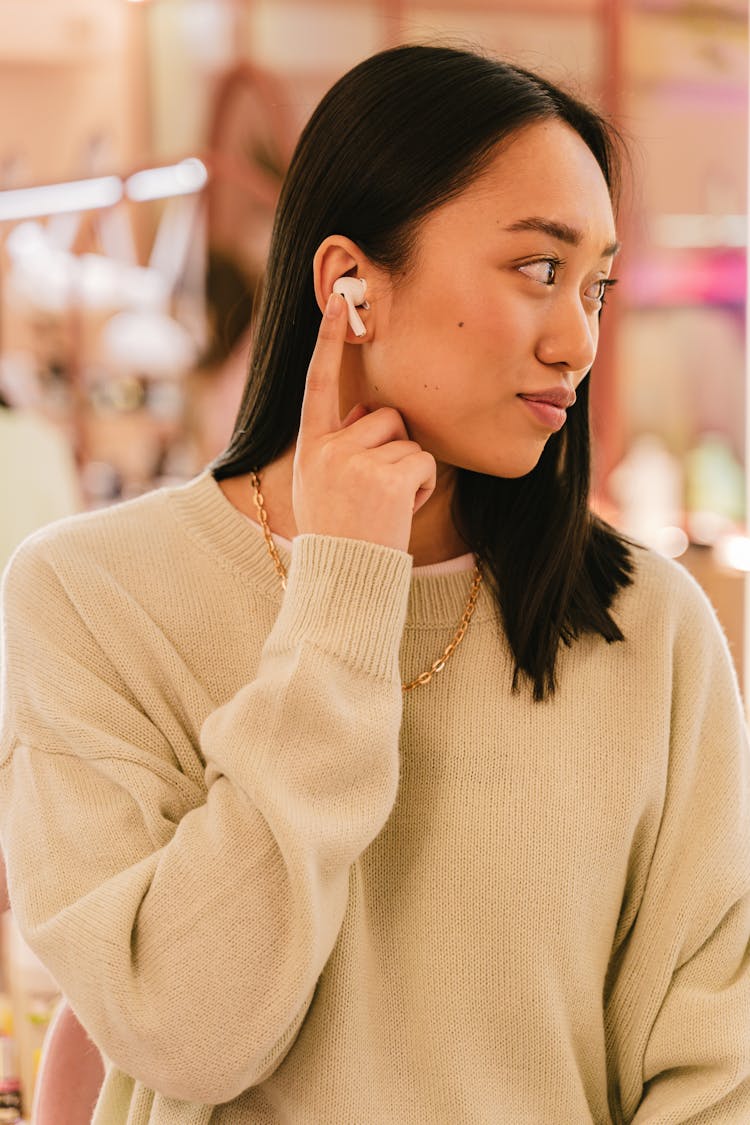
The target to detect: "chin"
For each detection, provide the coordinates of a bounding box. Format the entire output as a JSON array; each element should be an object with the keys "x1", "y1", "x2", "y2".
[{"x1": 451, "y1": 440, "x2": 550, "y2": 479}]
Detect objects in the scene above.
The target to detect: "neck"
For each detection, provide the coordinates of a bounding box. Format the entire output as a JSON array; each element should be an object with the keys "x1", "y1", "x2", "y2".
[
  {"x1": 218, "y1": 448, "x2": 469, "y2": 567},
  {"x1": 407, "y1": 462, "x2": 468, "y2": 565}
]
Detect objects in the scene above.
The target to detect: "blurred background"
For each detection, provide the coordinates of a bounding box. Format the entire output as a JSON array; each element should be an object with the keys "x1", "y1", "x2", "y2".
[
  {"x1": 0, "y1": 1, "x2": 746, "y2": 658},
  {"x1": 0, "y1": 2, "x2": 746, "y2": 1113}
]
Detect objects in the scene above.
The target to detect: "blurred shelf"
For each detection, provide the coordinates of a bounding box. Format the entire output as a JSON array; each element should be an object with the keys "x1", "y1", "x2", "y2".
[
  {"x1": 632, "y1": 0, "x2": 746, "y2": 18},
  {"x1": 0, "y1": 0, "x2": 126, "y2": 64}
]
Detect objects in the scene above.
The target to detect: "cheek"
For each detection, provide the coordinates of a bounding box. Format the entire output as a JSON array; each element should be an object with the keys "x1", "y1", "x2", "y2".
[
  {"x1": 389, "y1": 281, "x2": 456, "y2": 340},
  {"x1": 366, "y1": 287, "x2": 458, "y2": 393},
  {"x1": 443, "y1": 294, "x2": 536, "y2": 378},
  {"x1": 368, "y1": 276, "x2": 538, "y2": 416},
  {"x1": 397, "y1": 283, "x2": 528, "y2": 359}
]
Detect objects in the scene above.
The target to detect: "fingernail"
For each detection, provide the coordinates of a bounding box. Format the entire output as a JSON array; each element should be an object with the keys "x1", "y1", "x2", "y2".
[{"x1": 326, "y1": 292, "x2": 344, "y2": 318}]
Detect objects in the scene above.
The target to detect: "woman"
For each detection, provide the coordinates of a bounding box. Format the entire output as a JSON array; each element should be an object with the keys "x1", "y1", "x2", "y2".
[{"x1": 1, "y1": 45, "x2": 748, "y2": 1124}]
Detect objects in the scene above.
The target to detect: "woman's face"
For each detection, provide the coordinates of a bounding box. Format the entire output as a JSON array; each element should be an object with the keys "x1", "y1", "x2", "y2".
[{"x1": 352, "y1": 119, "x2": 619, "y2": 478}]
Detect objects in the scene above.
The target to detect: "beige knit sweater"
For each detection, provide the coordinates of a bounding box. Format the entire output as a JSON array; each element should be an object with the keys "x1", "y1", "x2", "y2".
[{"x1": 0, "y1": 471, "x2": 748, "y2": 1124}]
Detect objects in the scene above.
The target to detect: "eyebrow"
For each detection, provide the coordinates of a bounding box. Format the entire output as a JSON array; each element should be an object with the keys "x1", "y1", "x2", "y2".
[{"x1": 505, "y1": 216, "x2": 621, "y2": 258}]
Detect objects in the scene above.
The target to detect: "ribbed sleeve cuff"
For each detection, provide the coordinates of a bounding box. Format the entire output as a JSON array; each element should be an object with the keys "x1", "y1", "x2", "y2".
[{"x1": 264, "y1": 534, "x2": 413, "y2": 682}]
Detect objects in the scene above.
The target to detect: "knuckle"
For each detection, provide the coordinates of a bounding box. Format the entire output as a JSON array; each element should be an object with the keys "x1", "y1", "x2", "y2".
[
  {"x1": 318, "y1": 438, "x2": 338, "y2": 467},
  {"x1": 379, "y1": 406, "x2": 403, "y2": 428},
  {"x1": 303, "y1": 374, "x2": 324, "y2": 397},
  {"x1": 418, "y1": 452, "x2": 437, "y2": 479},
  {"x1": 381, "y1": 471, "x2": 404, "y2": 497}
]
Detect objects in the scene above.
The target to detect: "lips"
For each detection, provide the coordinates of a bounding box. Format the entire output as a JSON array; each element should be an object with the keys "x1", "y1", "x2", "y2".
[
  {"x1": 517, "y1": 386, "x2": 575, "y2": 433},
  {"x1": 518, "y1": 387, "x2": 577, "y2": 409}
]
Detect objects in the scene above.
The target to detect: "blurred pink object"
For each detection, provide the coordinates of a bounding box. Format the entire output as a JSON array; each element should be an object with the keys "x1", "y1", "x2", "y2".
[{"x1": 31, "y1": 1001, "x2": 104, "y2": 1125}]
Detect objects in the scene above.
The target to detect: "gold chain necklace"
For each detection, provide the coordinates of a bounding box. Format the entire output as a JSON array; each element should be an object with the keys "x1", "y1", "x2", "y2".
[{"x1": 249, "y1": 471, "x2": 482, "y2": 692}]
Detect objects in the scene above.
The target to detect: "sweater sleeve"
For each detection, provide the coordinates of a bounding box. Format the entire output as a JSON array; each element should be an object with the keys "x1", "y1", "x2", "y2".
[
  {"x1": 0, "y1": 532, "x2": 412, "y2": 1105},
  {"x1": 605, "y1": 574, "x2": 750, "y2": 1124}
]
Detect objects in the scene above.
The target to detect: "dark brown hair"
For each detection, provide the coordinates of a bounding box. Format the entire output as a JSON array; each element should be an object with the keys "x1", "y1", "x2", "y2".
[{"x1": 212, "y1": 43, "x2": 633, "y2": 699}]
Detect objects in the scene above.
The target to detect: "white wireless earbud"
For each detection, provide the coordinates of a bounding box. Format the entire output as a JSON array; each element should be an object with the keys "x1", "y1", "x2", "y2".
[{"x1": 332, "y1": 276, "x2": 369, "y2": 337}]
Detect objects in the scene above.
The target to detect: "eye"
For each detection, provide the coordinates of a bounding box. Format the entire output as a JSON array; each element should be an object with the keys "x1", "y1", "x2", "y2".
[
  {"x1": 518, "y1": 258, "x2": 559, "y2": 286},
  {"x1": 586, "y1": 277, "x2": 619, "y2": 306}
]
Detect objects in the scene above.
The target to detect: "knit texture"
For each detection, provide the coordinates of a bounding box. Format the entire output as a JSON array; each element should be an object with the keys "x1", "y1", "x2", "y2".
[{"x1": 0, "y1": 471, "x2": 748, "y2": 1124}]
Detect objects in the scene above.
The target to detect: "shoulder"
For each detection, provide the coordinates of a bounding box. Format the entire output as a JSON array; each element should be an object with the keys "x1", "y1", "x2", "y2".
[
  {"x1": 1, "y1": 475, "x2": 231, "y2": 631},
  {"x1": 615, "y1": 542, "x2": 739, "y2": 687},
  {"x1": 1, "y1": 471, "x2": 278, "y2": 648},
  {"x1": 618, "y1": 542, "x2": 722, "y2": 632},
  {"x1": 3, "y1": 480, "x2": 177, "y2": 596}
]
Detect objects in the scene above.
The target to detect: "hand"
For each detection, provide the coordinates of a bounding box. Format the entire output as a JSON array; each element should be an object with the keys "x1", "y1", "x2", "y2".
[{"x1": 292, "y1": 291, "x2": 436, "y2": 553}]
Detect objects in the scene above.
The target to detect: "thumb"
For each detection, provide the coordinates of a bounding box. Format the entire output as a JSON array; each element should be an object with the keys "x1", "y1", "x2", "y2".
[{"x1": 340, "y1": 402, "x2": 371, "y2": 428}]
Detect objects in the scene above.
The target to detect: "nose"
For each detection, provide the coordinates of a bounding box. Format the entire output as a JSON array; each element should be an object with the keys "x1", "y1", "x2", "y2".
[{"x1": 535, "y1": 293, "x2": 598, "y2": 376}]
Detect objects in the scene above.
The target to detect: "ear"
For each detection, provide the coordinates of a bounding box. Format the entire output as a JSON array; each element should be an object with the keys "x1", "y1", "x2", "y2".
[{"x1": 313, "y1": 235, "x2": 374, "y2": 343}]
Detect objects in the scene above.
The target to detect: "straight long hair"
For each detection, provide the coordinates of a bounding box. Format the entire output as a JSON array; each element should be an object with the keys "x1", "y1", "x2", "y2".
[{"x1": 213, "y1": 44, "x2": 634, "y2": 699}]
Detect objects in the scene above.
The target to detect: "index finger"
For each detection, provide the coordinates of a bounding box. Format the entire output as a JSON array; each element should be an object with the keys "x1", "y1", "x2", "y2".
[{"x1": 298, "y1": 292, "x2": 348, "y2": 439}]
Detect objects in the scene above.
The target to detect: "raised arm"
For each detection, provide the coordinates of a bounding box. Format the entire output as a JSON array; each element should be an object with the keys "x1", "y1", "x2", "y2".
[
  {"x1": 0, "y1": 527, "x2": 411, "y2": 1106},
  {"x1": 293, "y1": 287, "x2": 436, "y2": 549}
]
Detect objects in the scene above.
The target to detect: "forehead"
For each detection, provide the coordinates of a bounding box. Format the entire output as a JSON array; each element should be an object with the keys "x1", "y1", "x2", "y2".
[{"x1": 425, "y1": 119, "x2": 616, "y2": 245}]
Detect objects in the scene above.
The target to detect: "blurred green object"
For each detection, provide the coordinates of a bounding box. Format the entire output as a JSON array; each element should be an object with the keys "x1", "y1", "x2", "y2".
[{"x1": 685, "y1": 432, "x2": 745, "y2": 527}]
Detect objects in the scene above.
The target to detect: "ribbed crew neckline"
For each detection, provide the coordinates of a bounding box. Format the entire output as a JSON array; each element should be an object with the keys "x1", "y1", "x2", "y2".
[{"x1": 167, "y1": 471, "x2": 493, "y2": 629}]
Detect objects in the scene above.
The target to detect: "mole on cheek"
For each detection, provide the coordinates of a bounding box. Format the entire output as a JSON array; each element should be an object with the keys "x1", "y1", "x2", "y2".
[{"x1": 458, "y1": 321, "x2": 464, "y2": 328}]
